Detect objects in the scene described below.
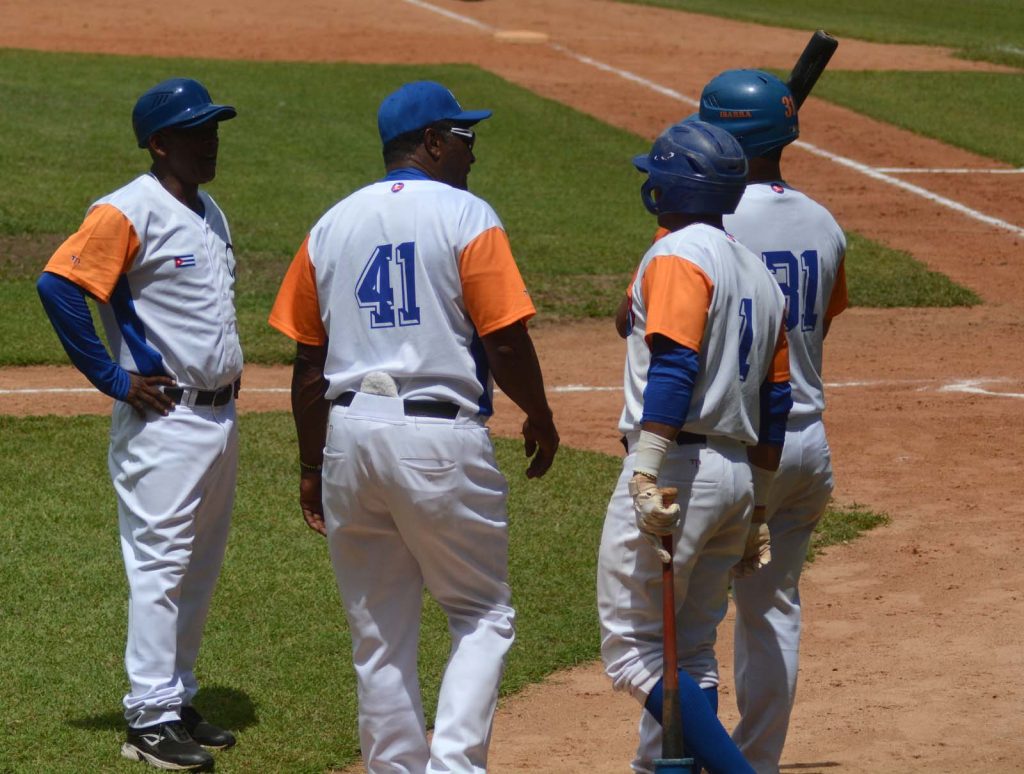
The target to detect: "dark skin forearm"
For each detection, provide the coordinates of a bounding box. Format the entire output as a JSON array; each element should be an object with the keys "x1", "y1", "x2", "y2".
[
  {"x1": 615, "y1": 295, "x2": 631, "y2": 339},
  {"x1": 292, "y1": 342, "x2": 330, "y2": 467},
  {"x1": 482, "y1": 321, "x2": 559, "y2": 478},
  {"x1": 292, "y1": 342, "x2": 330, "y2": 536}
]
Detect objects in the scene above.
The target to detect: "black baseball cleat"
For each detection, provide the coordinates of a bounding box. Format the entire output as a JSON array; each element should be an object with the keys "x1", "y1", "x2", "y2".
[
  {"x1": 122, "y1": 720, "x2": 214, "y2": 771},
  {"x1": 181, "y1": 705, "x2": 237, "y2": 750}
]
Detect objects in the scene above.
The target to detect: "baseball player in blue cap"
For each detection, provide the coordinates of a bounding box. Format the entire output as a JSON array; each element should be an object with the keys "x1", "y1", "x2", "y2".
[
  {"x1": 599, "y1": 119, "x2": 792, "y2": 774},
  {"x1": 620, "y1": 70, "x2": 848, "y2": 774},
  {"x1": 37, "y1": 77, "x2": 241, "y2": 772},
  {"x1": 270, "y1": 80, "x2": 559, "y2": 773}
]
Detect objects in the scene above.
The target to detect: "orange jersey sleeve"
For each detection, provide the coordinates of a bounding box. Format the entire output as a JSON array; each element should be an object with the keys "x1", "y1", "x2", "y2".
[
  {"x1": 769, "y1": 324, "x2": 791, "y2": 383},
  {"x1": 269, "y1": 236, "x2": 327, "y2": 345},
  {"x1": 459, "y1": 226, "x2": 535, "y2": 336},
  {"x1": 641, "y1": 255, "x2": 714, "y2": 351},
  {"x1": 43, "y1": 204, "x2": 140, "y2": 303},
  {"x1": 826, "y1": 256, "x2": 849, "y2": 321},
  {"x1": 652, "y1": 226, "x2": 670, "y2": 244}
]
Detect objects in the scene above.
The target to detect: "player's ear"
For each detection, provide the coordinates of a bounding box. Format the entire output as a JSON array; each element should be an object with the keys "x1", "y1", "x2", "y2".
[
  {"x1": 422, "y1": 126, "x2": 445, "y2": 162},
  {"x1": 147, "y1": 130, "x2": 170, "y2": 160}
]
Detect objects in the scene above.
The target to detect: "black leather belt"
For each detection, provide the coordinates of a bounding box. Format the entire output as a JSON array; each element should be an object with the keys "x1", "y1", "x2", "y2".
[
  {"x1": 163, "y1": 380, "x2": 239, "y2": 407},
  {"x1": 334, "y1": 391, "x2": 459, "y2": 420},
  {"x1": 620, "y1": 430, "x2": 709, "y2": 454},
  {"x1": 676, "y1": 431, "x2": 707, "y2": 445}
]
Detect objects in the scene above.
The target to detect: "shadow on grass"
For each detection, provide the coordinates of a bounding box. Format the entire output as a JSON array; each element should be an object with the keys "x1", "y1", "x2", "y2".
[{"x1": 67, "y1": 684, "x2": 258, "y2": 732}]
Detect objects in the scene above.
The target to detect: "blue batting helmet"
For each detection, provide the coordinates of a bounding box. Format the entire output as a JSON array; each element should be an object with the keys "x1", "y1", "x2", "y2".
[
  {"x1": 132, "y1": 78, "x2": 237, "y2": 148},
  {"x1": 697, "y1": 69, "x2": 799, "y2": 158},
  {"x1": 633, "y1": 120, "x2": 748, "y2": 216}
]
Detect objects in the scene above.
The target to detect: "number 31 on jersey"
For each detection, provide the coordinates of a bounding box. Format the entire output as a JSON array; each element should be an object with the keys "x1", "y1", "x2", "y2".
[
  {"x1": 355, "y1": 242, "x2": 421, "y2": 328},
  {"x1": 763, "y1": 249, "x2": 819, "y2": 332}
]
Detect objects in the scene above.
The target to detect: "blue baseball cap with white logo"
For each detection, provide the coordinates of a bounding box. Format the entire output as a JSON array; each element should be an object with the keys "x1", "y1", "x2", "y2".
[{"x1": 377, "y1": 81, "x2": 492, "y2": 144}]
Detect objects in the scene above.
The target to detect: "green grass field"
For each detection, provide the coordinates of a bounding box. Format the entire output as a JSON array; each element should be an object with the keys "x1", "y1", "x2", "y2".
[
  {"x1": 0, "y1": 33, "x2": 919, "y2": 772},
  {"x1": 0, "y1": 413, "x2": 884, "y2": 772},
  {"x1": 809, "y1": 71, "x2": 1024, "y2": 167},
  {"x1": 614, "y1": 0, "x2": 1024, "y2": 67},
  {"x1": 0, "y1": 48, "x2": 979, "y2": 366}
]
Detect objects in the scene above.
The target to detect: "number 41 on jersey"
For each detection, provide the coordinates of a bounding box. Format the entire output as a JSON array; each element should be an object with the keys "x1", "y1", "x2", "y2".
[{"x1": 355, "y1": 242, "x2": 422, "y2": 328}]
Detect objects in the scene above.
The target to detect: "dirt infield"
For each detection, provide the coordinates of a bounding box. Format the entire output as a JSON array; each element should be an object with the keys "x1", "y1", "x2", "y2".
[{"x1": 3, "y1": 1, "x2": 1023, "y2": 771}]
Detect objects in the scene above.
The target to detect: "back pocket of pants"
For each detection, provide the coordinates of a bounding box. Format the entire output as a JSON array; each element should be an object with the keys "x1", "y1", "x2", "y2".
[{"x1": 399, "y1": 457, "x2": 457, "y2": 475}]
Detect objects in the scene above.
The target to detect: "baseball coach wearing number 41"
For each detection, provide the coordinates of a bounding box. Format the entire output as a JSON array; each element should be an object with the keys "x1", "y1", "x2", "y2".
[
  {"x1": 269, "y1": 80, "x2": 559, "y2": 773},
  {"x1": 36, "y1": 77, "x2": 242, "y2": 772}
]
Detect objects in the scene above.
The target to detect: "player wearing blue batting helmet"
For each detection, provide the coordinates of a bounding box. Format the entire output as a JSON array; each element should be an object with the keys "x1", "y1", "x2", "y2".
[
  {"x1": 697, "y1": 69, "x2": 799, "y2": 158},
  {"x1": 132, "y1": 78, "x2": 236, "y2": 148},
  {"x1": 633, "y1": 120, "x2": 748, "y2": 216}
]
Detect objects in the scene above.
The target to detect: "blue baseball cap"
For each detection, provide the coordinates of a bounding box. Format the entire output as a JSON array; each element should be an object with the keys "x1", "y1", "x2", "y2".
[{"x1": 377, "y1": 81, "x2": 492, "y2": 145}]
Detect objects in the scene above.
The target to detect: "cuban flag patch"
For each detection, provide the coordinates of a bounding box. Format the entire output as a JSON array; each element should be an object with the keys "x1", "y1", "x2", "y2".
[{"x1": 174, "y1": 254, "x2": 196, "y2": 268}]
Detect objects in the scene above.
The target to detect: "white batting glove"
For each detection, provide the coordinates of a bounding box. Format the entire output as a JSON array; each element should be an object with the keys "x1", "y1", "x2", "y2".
[
  {"x1": 628, "y1": 473, "x2": 680, "y2": 563},
  {"x1": 731, "y1": 508, "x2": 771, "y2": 578}
]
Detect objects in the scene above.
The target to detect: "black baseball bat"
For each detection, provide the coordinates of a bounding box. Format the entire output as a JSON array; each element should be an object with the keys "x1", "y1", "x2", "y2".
[{"x1": 786, "y1": 29, "x2": 839, "y2": 109}]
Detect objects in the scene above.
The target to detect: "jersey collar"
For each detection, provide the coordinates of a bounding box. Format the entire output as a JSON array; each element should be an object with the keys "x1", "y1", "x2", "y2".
[{"x1": 382, "y1": 167, "x2": 434, "y2": 182}]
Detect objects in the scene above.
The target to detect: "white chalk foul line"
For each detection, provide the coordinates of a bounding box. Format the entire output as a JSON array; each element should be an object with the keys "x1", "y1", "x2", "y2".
[
  {"x1": 547, "y1": 43, "x2": 698, "y2": 106},
  {"x1": 796, "y1": 141, "x2": 1024, "y2": 238},
  {"x1": 402, "y1": 0, "x2": 1024, "y2": 239},
  {"x1": 3, "y1": 379, "x2": 1023, "y2": 399},
  {"x1": 0, "y1": 386, "x2": 617, "y2": 396},
  {"x1": 874, "y1": 167, "x2": 1024, "y2": 175},
  {"x1": 401, "y1": 0, "x2": 493, "y2": 31},
  {"x1": 937, "y1": 378, "x2": 1024, "y2": 399}
]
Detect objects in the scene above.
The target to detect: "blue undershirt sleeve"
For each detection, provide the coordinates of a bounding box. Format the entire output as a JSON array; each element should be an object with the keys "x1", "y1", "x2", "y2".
[
  {"x1": 641, "y1": 335, "x2": 699, "y2": 428},
  {"x1": 758, "y1": 378, "x2": 793, "y2": 446},
  {"x1": 37, "y1": 271, "x2": 131, "y2": 400}
]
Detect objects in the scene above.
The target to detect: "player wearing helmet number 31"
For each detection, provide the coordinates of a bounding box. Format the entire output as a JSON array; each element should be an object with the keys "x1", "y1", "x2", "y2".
[
  {"x1": 598, "y1": 119, "x2": 792, "y2": 773},
  {"x1": 704, "y1": 69, "x2": 848, "y2": 774}
]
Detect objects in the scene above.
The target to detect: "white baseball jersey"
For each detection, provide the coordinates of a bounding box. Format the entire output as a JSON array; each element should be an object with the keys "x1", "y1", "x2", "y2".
[
  {"x1": 600, "y1": 222, "x2": 789, "y2": 750},
  {"x1": 44, "y1": 171, "x2": 241, "y2": 729},
  {"x1": 270, "y1": 171, "x2": 534, "y2": 773},
  {"x1": 269, "y1": 176, "x2": 534, "y2": 415},
  {"x1": 44, "y1": 173, "x2": 243, "y2": 391},
  {"x1": 619, "y1": 223, "x2": 789, "y2": 441},
  {"x1": 725, "y1": 182, "x2": 848, "y2": 417},
  {"x1": 723, "y1": 182, "x2": 847, "y2": 774}
]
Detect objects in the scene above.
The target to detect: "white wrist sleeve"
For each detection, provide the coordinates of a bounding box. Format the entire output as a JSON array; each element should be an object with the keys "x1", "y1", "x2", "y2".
[
  {"x1": 751, "y1": 464, "x2": 776, "y2": 509},
  {"x1": 632, "y1": 430, "x2": 672, "y2": 479}
]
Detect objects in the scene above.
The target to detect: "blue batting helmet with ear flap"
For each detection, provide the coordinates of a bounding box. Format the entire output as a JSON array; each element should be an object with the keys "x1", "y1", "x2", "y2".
[
  {"x1": 698, "y1": 69, "x2": 799, "y2": 158},
  {"x1": 132, "y1": 78, "x2": 237, "y2": 148},
  {"x1": 633, "y1": 120, "x2": 748, "y2": 216}
]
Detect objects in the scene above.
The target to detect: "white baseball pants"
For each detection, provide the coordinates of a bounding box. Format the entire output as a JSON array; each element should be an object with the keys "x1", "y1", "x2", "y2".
[
  {"x1": 322, "y1": 393, "x2": 515, "y2": 774},
  {"x1": 730, "y1": 415, "x2": 833, "y2": 773},
  {"x1": 598, "y1": 435, "x2": 753, "y2": 769},
  {"x1": 110, "y1": 400, "x2": 237, "y2": 729}
]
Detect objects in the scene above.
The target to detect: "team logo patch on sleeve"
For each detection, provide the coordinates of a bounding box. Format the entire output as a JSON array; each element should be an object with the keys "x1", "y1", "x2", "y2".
[{"x1": 174, "y1": 255, "x2": 197, "y2": 268}]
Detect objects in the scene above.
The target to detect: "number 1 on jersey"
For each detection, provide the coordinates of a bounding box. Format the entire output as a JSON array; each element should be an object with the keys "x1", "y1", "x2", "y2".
[
  {"x1": 355, "y1": 242, "x2": 421, "y2": 328},
  {"x1": 738, "y1": 297, "x2": 753, "y2": 382}
]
